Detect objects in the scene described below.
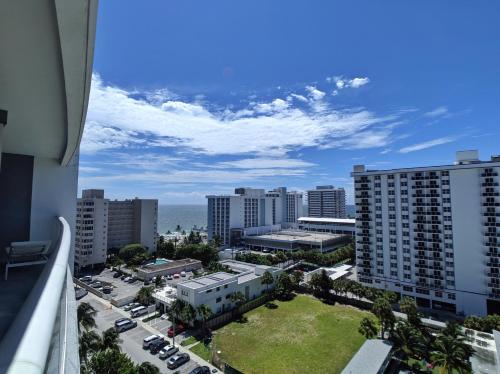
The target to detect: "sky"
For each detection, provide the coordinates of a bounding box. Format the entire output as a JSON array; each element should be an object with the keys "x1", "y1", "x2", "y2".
[{"x1": 79, "y1": 0, "x2": 500, "y2": 204}]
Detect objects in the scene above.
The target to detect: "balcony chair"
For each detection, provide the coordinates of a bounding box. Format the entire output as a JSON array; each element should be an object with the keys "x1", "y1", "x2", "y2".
[{"x1": 4, "y1": 241, "x2": 51, "y2": 280}]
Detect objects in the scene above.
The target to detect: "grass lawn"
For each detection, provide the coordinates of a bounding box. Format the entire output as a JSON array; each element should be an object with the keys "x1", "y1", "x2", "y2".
[
  {"x1": 213, "y1": 294, "x2": 372, "y2": 374},
  {"x1": 190, "y1": 341, "x2": 211, "y2": 361},
  {"x1": 181, "y1": 336, "x2": 197, "y2": 346}
]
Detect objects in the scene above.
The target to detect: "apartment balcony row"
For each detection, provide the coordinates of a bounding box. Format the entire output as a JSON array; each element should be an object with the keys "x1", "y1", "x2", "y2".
[
  {"x1": 487, "y1": 272, "x2": 500, "y2": 279},
  {"x1": 0, "y1": 217, "x2": 78, "y2": 373},
  {"x1": 411, "y1": 175, "x2": 441, "y2": 181},
  {"x1": 481, "y1": 171, "x2": 499, "y2": 177},
  {"x1": 482, "y1": 182, "x2": 499, "y2": 187}
]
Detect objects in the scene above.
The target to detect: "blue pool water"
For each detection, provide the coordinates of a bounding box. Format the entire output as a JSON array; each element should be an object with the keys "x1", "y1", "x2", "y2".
[{"x1": 152, "y1": 258, "x2": 171, "y2": 265}]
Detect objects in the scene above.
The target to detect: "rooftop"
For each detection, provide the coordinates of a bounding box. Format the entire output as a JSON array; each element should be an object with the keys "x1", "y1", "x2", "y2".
[
  {"x1": 298, "y1": 217, "x2": 356, "y2": 225},
  {"x1": 139, "y1": 258, "x2": 201, "y2": 273},
  {"x1": 341, "y1": 339, "x2": 393, "y2": 374},
  {"x1": 180, "y1": 272, "x2": 236, "y2": 290},
  {"x1": 244, "y1": 229, "x2": 343, "y2": 244}
]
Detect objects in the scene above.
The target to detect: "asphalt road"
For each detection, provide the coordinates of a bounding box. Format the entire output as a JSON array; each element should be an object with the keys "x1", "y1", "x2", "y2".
[{"x1": 80, "y1": 293, "x2": 218, "y2": 374}]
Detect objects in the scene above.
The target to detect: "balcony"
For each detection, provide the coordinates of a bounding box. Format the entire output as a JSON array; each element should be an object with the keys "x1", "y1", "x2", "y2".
[{"x1": 0, "y1": 217, "x2": 78, "y2": 373}]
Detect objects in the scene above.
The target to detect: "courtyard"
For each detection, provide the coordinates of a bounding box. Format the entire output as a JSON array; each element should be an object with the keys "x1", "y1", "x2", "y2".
[{"x1": 212, "y1": 294, "x2": 372, "y2": 374}]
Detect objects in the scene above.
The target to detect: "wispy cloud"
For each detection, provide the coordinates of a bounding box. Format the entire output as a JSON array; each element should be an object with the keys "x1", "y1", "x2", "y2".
[
  {"x1": 327, "y1": 76, "x2": 370, "y2": 95},
  {"x1": 398, "y1": 136, "x2": 456, "y2": 153},
  {"x1": 424, "y1": 106, "x2": 448, "y2": 118}
]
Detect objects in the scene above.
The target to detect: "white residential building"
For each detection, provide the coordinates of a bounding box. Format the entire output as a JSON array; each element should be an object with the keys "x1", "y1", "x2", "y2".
[
  {"x1": 75, "y1": 190, "x2": 158, "y2": 268},
  {"x1": 75, "y1": 190, "x2": 109, "y2": 268},
  {"x1": 307, "y1": 185, "x2": 346, "y2": 218},
  {"x1": 352, "y1": 150, "x2": 500, "y2": 317},
  {"x1": 207, "y1": 187, "x2": 303, "y2": 246},
  {"x1": 297, "y1": 217, "x2": 356, "y2": 236},
  {"x1": 176, "y1": 260, "x2": 282, "y2": 314}
]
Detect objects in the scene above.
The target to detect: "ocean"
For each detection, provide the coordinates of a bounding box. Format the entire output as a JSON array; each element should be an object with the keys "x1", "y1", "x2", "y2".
[{"x1": 158, "y1": 204, "x2": 356, "y2": 235}]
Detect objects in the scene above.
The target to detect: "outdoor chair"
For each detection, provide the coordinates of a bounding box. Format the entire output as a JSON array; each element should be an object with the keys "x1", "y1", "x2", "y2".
[{"x1": 4, "y1": 240, "x2": 52, "y2": 280}]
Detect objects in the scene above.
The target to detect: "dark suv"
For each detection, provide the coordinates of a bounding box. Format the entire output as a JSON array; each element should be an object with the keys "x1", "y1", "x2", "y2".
[
  {"x1": 189, "y1": 366, "x2": 211, "y2": 374},
  {"x1": 149, "y1": 340, "x2": 168, "y2": 354}
]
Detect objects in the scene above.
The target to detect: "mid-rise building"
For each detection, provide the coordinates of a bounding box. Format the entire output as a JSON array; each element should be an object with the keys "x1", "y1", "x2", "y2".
[
  {"x1": 307, "y1": 185, "x2": 346, "y2": 218},
  {"x1": 297, "y1": 217, "x2": 356, "y2": 236},
  {"x1": 352, "y1": 150, "x2": 500, "y2": 316},
  {"x1": 207, "y1": 187, "x2": 303, "y2": 246},
  {"x1": 75, "y1": 190, "x2": 158, "y2": 268},
  {"x1": 75, "y1": 190, "x2": 109, "y2": 268}
]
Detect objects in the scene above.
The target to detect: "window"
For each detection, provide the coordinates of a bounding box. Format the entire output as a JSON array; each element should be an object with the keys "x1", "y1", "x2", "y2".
[
  {"x1": 206, "y1": 289, "x2": 212, "y2": 294},
  {"x1": 403, "y1": 286, "x2": 413, "y2": 292},
  {"x1": 216, "y1": 297, "x2": 222, "y2": 303},
  {"x1": 447, "y1": 293, "x2": 455, "y2": 300},
  {"x1": 225, "y1": 294, "x2": 231, "y2": 299},
  {"x1": 224, "y1": 284, "x2": 228, "y2": 289}
]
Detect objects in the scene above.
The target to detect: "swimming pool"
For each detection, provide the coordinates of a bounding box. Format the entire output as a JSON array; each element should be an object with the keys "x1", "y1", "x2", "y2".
[{"x1": 151, "y1": 258, "x2": 171, "y2": 266}]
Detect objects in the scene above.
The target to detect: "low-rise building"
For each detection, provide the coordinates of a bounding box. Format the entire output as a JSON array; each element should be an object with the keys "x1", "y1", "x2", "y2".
[
  {"x1": 342, "y1": 339, "x2": 393, "y2": 374},
  {"x1": 136, "y1": 258, "x2": 202, "y2": 281},
  {"x1": 176, "y1": 260, "x2": 282, "y2": 314},
  {"x1": 297, "y1": 217, "x2": 356, "y2": 236},
  {"x1": 243, "y1": 229, "x2": 350, "y2": 253}
]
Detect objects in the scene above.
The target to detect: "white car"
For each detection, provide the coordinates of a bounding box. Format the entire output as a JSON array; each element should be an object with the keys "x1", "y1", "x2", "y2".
[
  {"x1": 158, "y1": 344, "x2": 179, "y2": 359},
  {"x1": 142, "y1": 334, "x2": 164, "y2": 349},
  {"x1": 180, "y1": 271, "x2": 187, "y2": 277},
  {"x1": 124, "y1": 302, "x2": 140, "y2": 311}
]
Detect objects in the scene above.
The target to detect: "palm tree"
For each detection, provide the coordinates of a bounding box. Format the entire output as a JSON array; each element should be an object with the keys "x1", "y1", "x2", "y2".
[
  {"x1": 170, "y1": 299, "x2": 187, "y2": 347},
  {"x1": 182, "y1": 303, "x2": 197, "y2": 327},
  {"x1": 196, "y1": 304, "x2": 213, "y2": 336},
  {"x1": 261, "y1": 270, "x2": 274, "y2": 294},
  {"x1": 77, "y1": 302, "x2": 97, "y2": 333},
  {"x1": 86, "y1": 348, "x2": 136, "y2": 374},
  {"x1": 101, "y1": 327, "x2": 122, "y2": 351},
  {"x1": 79, "y1": 330, "x2": 101, "y2": 364},
  {"x1": 391, "y1": 322, "x2": 427, "y2": 362},
  {"x1": 154, "y1": 276, "x2": 165, "y2": 289},
  {"x1": 136, "y1": 286, "x2": 154, "y2": 305},
  {"x1": 372, "y1": 296, "x2": 396, "y2": 339},
  {"x1": 431, "y1": 335, "x2": 473, "y2": 374},
  {"x1": 231, "y1": 291, "x2": 247, "y2": 318},
  {"x1": 358, "y1": 317, "x2": 378, "y2": 339},
  {"x1": 136, "y1": 362, "x2": 160, "y2": 374}
]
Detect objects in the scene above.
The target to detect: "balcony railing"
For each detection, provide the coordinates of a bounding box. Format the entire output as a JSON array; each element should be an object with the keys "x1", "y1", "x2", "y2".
[{"x1": 0, "y1": 217, "x2": 78, "y2": 374}]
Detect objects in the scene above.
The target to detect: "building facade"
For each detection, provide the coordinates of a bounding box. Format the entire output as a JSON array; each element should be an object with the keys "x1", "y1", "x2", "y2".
[
  {"x1": 352, "y1": 151, "x2": 500, "y2": 316},
  {"x1": 207, "y1": 187, "x2": 303, "y2": 247},
  {"x1": 307, "y1": 185, "x2": 346, "y2": 218},
  {"x1": 76, "y1": 190, "x2": 158, "y2": 268},
  {"x1": 297, "y1": 217, "x2": 356, "y2": 236}
]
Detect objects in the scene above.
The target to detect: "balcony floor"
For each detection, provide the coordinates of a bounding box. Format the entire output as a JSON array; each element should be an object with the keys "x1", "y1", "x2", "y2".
[{"x1": 0, "y1": 264, "x2": 44, "y2": 341}]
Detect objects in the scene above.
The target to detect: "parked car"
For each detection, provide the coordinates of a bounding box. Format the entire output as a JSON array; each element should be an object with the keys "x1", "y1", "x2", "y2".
[
  {"x1": 127, "y1": 277, "x2": 137, "y2": 283},
  {"x1": 149, "y1": 340, "x2": 168, "y2": 354},
  {"x1": 131, "y1": 306, "x2": 148, "y2": 318},
  {"x1": 90, "y1": 281, "x2": 102, "y2": 288},
  {"x1": 167, "y1": 353, "x2": 190, "y2": 369},
  {"x1": 120, "y1": 274, "x2": 127, "y2": 280},
  {"x1": 123, "y1": 277, "x2": 132, "y2": 283},
  {"x1": 158, "y1": 345, "x2": 179, "y2": 359},
  {"x1": 114, "y1": 317, "x2": 129, "y2": 327},
  {"x1": 102, "y1": 286, "x2": 113, "y2": 294},
  {"x1": 142, "y1": 335, "x2": 164, "y2": 350},
  {"x1": 113, "y1": 272, "x2": 122, "y2": 278},
  {"x1": 173, "y1": 273, "x2": 180, "y2": 279},
  {"x1": 166, "y1": 275, "x2": 173, "y2": 280},
  {"x1": 167, "y1": 324, "x2": 185, "y2": 338},
  {"x1": 124, "y1": 302, "x2": 141, "y2": 311},
  {"x1": 115, "y1": 319, "x2": 137, "y2": 333},
  {"x1": 180, "y1": 271, "x2": 187, "y2": 277},
  {"x1": 144, "y1": 279, "x2": 151, "y2": 286},
  {"x1": 189, "y1": 366, "x2": 211, "y2": 374},
  {"x1": 79, "y1": 276, "x2": 92, "y2": 283},
  {"x1": 75, "y1": 287, "x2": 88, "y2": 300}
]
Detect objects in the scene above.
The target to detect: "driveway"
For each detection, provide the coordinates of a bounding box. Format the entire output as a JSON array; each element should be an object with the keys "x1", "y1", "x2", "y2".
[{"x1": 79, "y1": 292, "x2": 218, "y2": 374}]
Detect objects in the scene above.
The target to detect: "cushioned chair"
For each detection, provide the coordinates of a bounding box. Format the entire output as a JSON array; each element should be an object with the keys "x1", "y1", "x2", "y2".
[{"x1": 4, "y1": 241, "x2": 51, "y2": 280}]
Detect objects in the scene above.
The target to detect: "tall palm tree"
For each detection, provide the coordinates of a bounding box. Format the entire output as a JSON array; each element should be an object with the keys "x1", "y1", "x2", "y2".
[
  {"x1": 196, "y1": 304, "x2": 213, "y2": 336},
  {"x1": 182, "y1": 303, "x2": 196, "y2": 328},
  {"x1": 261, "y1": 270, "x2": 274, "y2": 294},
  {"x1": 136, "y1": 362, "x2": 160, "y2": 374},
  {"x1": 77, "y1": 302, "x2": 97, "y2": 333},
  {"x1": 79, "y1": 330, "x2": 101, "y2": 364},
  {"x1": 101, "y1": 327, "x2": 122, "y2": 351},
  {"x1": 391, "y1": 322, "x2": 426, "y2": 362},
  {"x1": 431, "y1": 335, "x2": 473, "y2": 374},
  {"x1": 169, "y1": 299, "x2": 187, "y2": 347},
  {"x1": 136, "y1": 286, "x2": 154, "y2": 305}
]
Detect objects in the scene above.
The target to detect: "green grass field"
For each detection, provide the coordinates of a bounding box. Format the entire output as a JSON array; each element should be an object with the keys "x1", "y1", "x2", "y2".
[{"x1": 213, "y1": 294, "x2": 372, "y2": 374}]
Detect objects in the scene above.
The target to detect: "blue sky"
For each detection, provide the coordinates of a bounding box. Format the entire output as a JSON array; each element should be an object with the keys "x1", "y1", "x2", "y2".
[{"x1": 79, "y1": 0, "x2": 500, "y2": 204}]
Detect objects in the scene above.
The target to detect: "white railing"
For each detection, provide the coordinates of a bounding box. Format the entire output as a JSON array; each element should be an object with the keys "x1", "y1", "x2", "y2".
[{"x1": 0, "y1": 217, "x2": 76, "y2": 374}]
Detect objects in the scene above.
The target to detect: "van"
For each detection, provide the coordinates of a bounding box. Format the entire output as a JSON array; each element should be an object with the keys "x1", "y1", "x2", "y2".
[
  {"x1": 143, "y1": 334, "x2": 164, "y2": 349},
  {"x1": 79, "y1": 275, "x2": 92, "y2": 283},
  {"x1": 115, "y1": 319, "x2": 137, "y2": 333},
  {"x1": 130, "y1": 306, "x2": 148, "y2": 318}
]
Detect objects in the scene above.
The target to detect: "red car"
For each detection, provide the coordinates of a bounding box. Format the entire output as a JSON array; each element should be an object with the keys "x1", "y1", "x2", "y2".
[{"x1": 167, "y1": 324, "x2": 185, "y2": 338}]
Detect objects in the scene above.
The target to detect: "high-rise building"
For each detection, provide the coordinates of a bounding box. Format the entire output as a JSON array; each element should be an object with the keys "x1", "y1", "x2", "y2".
[
  {"x1": 75, "y1": 190, "x2": 158, "y2": 268},
  {"x1": 352, "y1": 150, "x2": 500, "y2": 316},
  {"x1": 0, "y1": 1, "x2": 97, "y2": 371},
  {"x1": 207, "y1": 187, "x2": 303, "y2": 246},
  {"x1": 307, "y1": 185, "x2": 346, "y2": 218},
  {"x1": 75, "y1": 190, "x2": 109, "y2": 268}
]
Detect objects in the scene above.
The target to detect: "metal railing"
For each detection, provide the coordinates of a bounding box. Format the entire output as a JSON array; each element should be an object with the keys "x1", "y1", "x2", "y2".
[{"x1": 0, "y1": 217, "x2": 78, "y2": 374}]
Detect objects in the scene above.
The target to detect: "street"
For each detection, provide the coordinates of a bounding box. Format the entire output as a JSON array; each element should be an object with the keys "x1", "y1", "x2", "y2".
[{"x1": 79, "y1": 293, "x2": 218, "y2": 374}]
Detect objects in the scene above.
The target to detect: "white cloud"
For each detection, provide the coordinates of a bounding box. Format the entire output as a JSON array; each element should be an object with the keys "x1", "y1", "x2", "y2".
[
  {"x1": 398, "y1": 136, "x2": 456, "y2": 153},
  {"x1": 83, "y1": 74, "x2": 396, "y2": 158},
  {"x1": 329, "y1": 76, "x2": 370, "y2": 91},
  {"x1": 210, "y1": 158, "x2": 315, "y2": 169},
  {"x1": 350, "y1": 77, "x2": 370, "y2": 88},
  {"x1": 287, "y1": 93, "x2": 308, "y2": 103},
  {"x1": 424, "y1": 106, "x2": 448, "y2": 118}
]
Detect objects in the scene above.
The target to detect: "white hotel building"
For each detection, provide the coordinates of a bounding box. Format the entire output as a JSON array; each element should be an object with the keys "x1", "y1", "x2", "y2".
[
  {"x1": 352, "y1": 151, "x2": 500, "y2": 317},
  {"x1": 207, "y1": 187, "x2": 303, "y2": 247}
]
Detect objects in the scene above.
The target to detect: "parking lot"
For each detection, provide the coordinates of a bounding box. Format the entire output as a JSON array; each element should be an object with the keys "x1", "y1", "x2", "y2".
[
  {"x1": 80, "y1": 293, "x2": 217, "y2": 374},
  {"x1": 88, "y1": 268, "x2": 144, "y2": 303}
]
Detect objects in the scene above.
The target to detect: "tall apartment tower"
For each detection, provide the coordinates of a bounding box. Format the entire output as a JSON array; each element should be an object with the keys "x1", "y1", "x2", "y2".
[
  {"x1": 307, "y1": 185, "x2": 346, "y2": 218},
  {"x1": 75, "y1": 189, "x2": 109, "y2": 268},
  {"x1": 207, "y1": 187, "x2": 304, "y2": 246},
  {"x1": 352, "y1": 151, "x2": 500, "y2": 316},
  {"x1": 108, "y1": 198, "x2": 158, "y2": 252},
  {"x1": 76, "y1": 190, "x2": 158, "y2": 268}
]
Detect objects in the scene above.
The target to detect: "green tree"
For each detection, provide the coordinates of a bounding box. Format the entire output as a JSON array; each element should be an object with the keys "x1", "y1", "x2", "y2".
[
  {"x1": 290, "y1": 270, "x2": 304, "y2": 290},
  {"x1": 212, "y1": 234, "x2": 222, "y2": 248},
  {"x1": 431, "y1": 335, "x2": 473, "y2": 374},
  {"x1": 77, "y1": 302, "x2": 97, "y2": 333},
  {"x1": 358, "y1": 317, "x2": 378, "y2": 339},
  {"x1": 391, "y1": 321, "x2": 427, "y2": 362},
  {"x1": 182, "y1": 303, "x2": 197, "y2": 327},
  {"x1": 442, "y1": 321, "x2": 464, "y2": 339},
  {"x1": 231, "y1": 291, "x2": 247, "y2": 317},
  {"x1": 309, "y1": 270, "x2": 332, "y2": 299},
  {"x1": 196, "y1": 304, "x2": 213, "y2": 336},
  {"x1": 119, "y1": 244, "x2": 148, "y2": 266},
  {"x1": 372, "y1": 296, "x2": 396, "y2": 338},
  {"x1": 154, "y1": 276, "x2": 165, "y2": 289},
  {"x1": 274, "y1": 272, "x2": 293, "y2": 300},
  {"x1": 169, "y1": 299, "x2": 187, "y2": 347},
  {"x1": 101, "y1": 328, "x2": 122, "y2": 351},
  {"x1": 399, "y1": 296, "x2": 421, "y2": 327},
  {"x1": 261, "y1": 270, "x2": 274, "y2": 294},
  {"x1": 79, "y1": 330, "x2": 101, "y2": 364},
  {"x1": 136, "y1": 362, "x2": 161, "y2": 374},
  {"x1": 463, "y1": 315, "x2": 485, "y2": 332},
  {"x1": 85, "y1": 348, "x2": 136, "y2": 374},
  {"x1": 136, "y1": 286, "x2": 154, "y2": 305}
]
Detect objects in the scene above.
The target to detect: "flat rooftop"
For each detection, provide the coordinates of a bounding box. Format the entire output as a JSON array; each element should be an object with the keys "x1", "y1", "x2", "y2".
[
  {"x1": 298, "y1": 217, "x2": 356, "y2": 225},
  {"x1": 342, "y1": 339, "x2": 393, "y2": 374},
  {"x1": 139, "y1": 258, "x2": 201, "y2": 272},
  {"x1": 180, "y1": 272, "x2": 236, "y2": 290},
  {"x1": 244, "y1": 230, "x2": 343, "y2": 244}
]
